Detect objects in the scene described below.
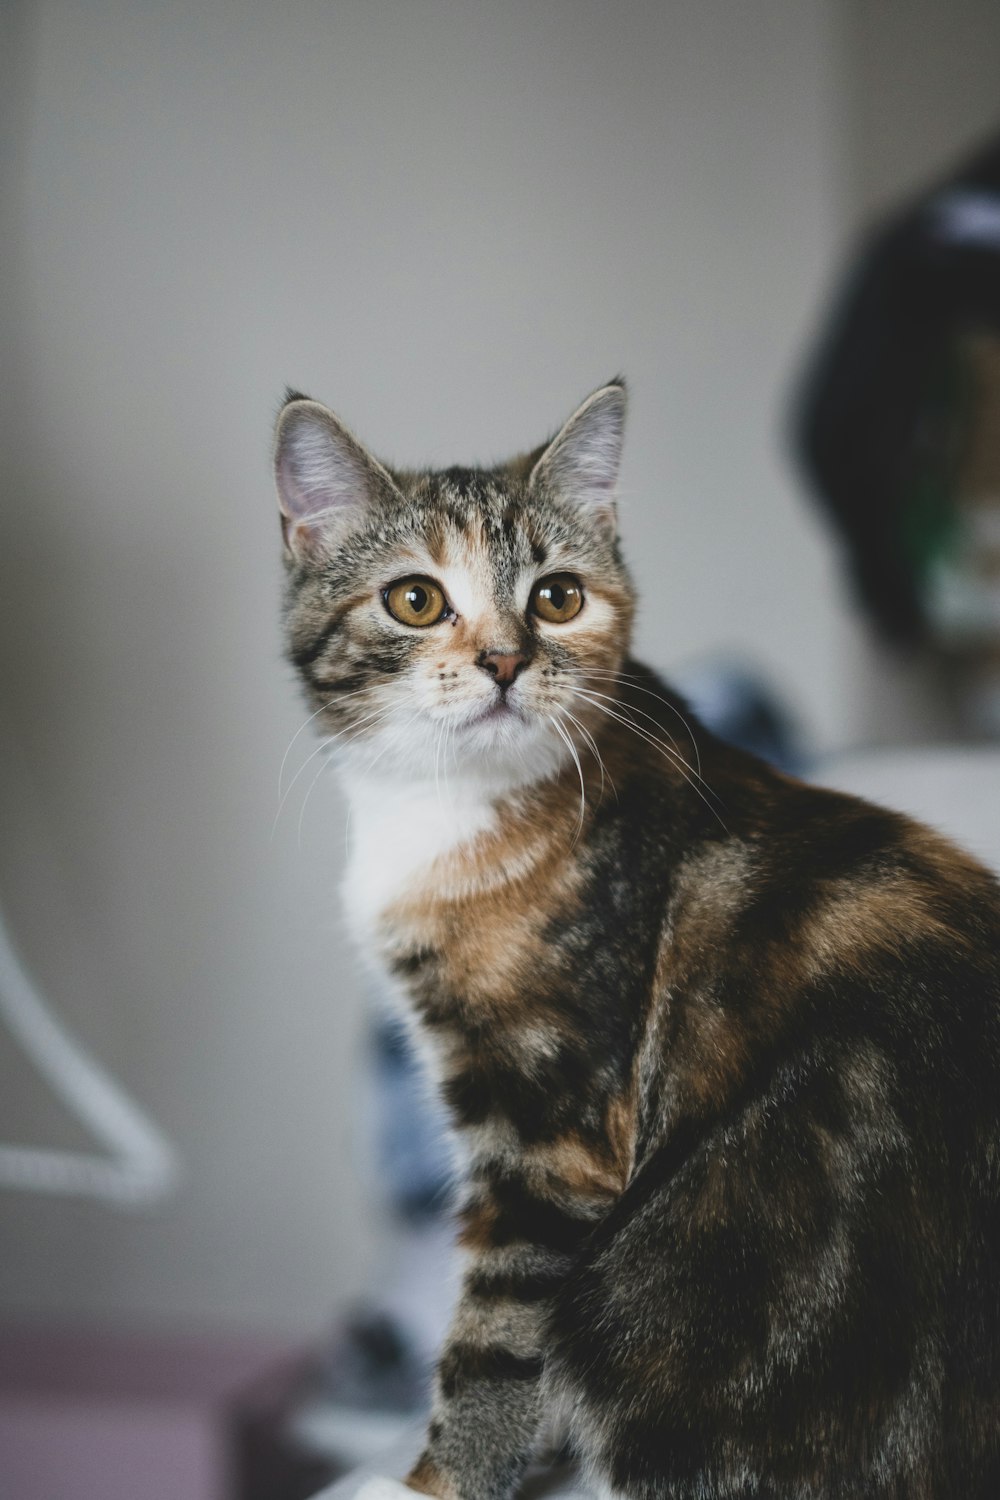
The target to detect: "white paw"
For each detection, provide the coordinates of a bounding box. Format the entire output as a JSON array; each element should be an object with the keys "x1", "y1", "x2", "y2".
[{"x1": 354, "y1": 1478, "x2": 416, "y2": 1500}]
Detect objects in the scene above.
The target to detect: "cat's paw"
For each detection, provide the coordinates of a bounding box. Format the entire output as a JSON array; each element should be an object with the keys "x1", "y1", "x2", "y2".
[{"x1": 354, "y1": 1477, "x2": 416, "y2": 1500}]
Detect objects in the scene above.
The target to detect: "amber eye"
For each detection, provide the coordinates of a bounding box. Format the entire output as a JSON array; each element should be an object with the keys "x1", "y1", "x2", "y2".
[
  {"x1": 530, "y1": 573, "x2": 584, "y2": 624},
  {"x1": 384, "y1": 577, "x2": 449, "y2": 627}
]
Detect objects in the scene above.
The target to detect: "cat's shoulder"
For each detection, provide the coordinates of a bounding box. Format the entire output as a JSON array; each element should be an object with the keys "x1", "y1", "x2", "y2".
[{"x1": 672, "y1": 750, "x2": 1000, "y2": 981}]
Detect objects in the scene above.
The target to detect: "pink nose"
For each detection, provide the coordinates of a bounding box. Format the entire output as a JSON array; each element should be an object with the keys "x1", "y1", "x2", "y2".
[{"x1": 479, "y1": 650, "x2": 529, "y2": 687}]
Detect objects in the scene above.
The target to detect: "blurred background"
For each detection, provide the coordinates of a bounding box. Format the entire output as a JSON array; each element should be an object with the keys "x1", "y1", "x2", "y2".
[{"x1": 2, "y1": 2, "x2": 1000, "y2": 1497}]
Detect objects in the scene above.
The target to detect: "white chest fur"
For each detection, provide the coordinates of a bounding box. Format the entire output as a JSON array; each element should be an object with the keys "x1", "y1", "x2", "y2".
[{"x1": 340, "y1": 773, "x2": 498, "y2": 940}]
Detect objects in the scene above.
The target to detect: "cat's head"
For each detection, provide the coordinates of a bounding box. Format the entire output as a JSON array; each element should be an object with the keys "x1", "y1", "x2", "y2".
[{"x1": 273, "y1": 382, "x2": 634, "y2": 786}]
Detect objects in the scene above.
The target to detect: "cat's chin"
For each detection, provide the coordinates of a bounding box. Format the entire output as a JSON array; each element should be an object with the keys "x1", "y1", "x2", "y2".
[
  {"x1": 456, "y1": 700, "x2": 551, "y2": 750},
  {"x1": 336, "y1": 706, "x2": 568, "y2": 791},
  {"x1": 458, "y1": 730, "x2": 570, "y2": 792},
  {"x1": 461, "y1": 697, "x2": 523, "y2": 730}
]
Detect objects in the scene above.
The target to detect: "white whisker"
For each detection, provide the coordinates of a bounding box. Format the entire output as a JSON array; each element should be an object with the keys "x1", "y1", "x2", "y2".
[
  {"x1": 574, "y1": 686, "x2": 716, "y2": 801},
  {"x1": 573, "y1": 689, "x2": 728, "y2": 833},
  {"x1": 559, "y1": 705, "x2": 616, "y2": 805},
  {"x1": 433, "y1": 720, "x2": 446, "y2": 820},
  {"x1": 272, "y1": 704, "x2": 393, "y2": 841},
  {"x1": 278, "y1": 700, "x2": 334, "y2": 802},
  {"x1": 548, "y1": 713, "x2": 586, "y2": 843},
  {"x1": 277, "y1": 683, "x2": 384, "y2": 799},
  {"x1": 577, "y1": 683, "x2": 688, "y2": 766},
  {"x1": 297, "y1": 746, "x2": 335, "y2": 847},
  {"x1": 359, "y1": 712, "x2": 422, "y2": 783},
  {"x1": 584, "y1": 670, "x2": 702, "y2": 775},
  {"x1": 443, "y1": 718, "x2": 457, "y2": 815}
]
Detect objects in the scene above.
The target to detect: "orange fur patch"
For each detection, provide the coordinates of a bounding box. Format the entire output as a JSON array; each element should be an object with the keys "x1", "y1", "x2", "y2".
[
  {"x1": 457, "y1": 1198, "x2": 500, "y2": 1252},
  {"x1": 523, "y1": 1129, "x2": 627, "y2": 1201},
  {"x1": 800, "y1": 873, "x2": 968, "y2": 979},
  {"x1": 407, "y1": 1455, "x2": 458, "y2": 1500}
]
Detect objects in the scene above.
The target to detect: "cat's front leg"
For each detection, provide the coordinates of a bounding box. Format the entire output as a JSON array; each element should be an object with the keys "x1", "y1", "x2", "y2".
[
  {"x1": 401, "y1": 1174, "x2": 588, "y2": 1500},
  {"x1": 407, "y1": 1287, "x2": 545, "y2": 1500}
]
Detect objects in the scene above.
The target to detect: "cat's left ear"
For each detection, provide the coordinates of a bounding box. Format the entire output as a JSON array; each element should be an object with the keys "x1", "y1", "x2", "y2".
[
  {"x1": 273, "y1": 394, "x2": 401, "y2": 559},
  {"x1": 528, "y1": 380, "x2": 626, "y2": 536}
]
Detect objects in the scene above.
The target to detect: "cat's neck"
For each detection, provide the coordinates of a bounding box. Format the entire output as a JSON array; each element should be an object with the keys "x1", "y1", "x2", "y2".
[{"x1": 338, "y1": 763, "x2": 533, "y2": 936}]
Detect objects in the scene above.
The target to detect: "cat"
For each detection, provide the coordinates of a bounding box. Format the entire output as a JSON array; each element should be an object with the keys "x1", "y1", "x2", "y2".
[{"x1": 274, "y1": 381, "x2": 1000, "y2": 1499}]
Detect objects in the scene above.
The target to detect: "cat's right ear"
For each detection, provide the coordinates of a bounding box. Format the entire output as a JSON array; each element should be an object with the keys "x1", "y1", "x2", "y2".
[
  {"x1": 273, "y1": 396, "x2": 398, "y2": 559},
  {"x1": 528, "y1": 381, "x2": 626, "y2": 536}
]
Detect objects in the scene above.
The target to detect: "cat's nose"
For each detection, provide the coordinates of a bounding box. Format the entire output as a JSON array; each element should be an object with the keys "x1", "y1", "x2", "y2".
[{"x1": 479, "y1": 650, "x2": 530, "y2": 688}]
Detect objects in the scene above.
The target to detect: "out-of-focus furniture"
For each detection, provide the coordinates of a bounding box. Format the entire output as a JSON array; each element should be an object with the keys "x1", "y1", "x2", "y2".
[{"x1": 0, "y1": 1325, "x2": 317, "y2": 1500}]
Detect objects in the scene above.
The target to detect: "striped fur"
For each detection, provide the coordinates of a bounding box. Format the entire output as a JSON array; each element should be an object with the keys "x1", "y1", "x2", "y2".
[{"x1": 275, "y1": 386, "x2": 1000, "y2": 1499}]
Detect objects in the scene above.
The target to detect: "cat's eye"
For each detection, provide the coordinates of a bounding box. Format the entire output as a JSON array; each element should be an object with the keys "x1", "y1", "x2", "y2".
[
  {"x1": 384, "y1": 577, "x2": 449, "y2": 628},
  {"x1": 530, "y1": 573, "x2": 584, "y2": 624}
]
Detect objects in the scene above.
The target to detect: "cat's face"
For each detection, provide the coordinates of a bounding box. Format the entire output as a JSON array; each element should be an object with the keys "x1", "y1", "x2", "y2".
[{"x1": 274, "y1": 384, "x2": 633, "y2": 786}]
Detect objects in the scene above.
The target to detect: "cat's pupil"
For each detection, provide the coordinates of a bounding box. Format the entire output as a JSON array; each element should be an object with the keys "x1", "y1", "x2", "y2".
[
  {"x1": 408, "y1": 585, "x2": 428, "y2": 613},
  {"x1": 549, "y1": 583, "x2": 565, "y2": 609}
]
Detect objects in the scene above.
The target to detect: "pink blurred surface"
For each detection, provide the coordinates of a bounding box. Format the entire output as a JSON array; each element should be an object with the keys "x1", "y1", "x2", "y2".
[{"x1": 0, "y1": 1325, "x2": 296, "y2": 1500}]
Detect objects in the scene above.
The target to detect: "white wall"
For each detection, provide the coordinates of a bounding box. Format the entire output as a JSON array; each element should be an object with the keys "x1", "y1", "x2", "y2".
[
  {"x1": 844, "y1": 0, "x2": 1000, "y2": 224},
  {"x1": 0, "y1": 0, "x2": 917, "y2": 1335}
]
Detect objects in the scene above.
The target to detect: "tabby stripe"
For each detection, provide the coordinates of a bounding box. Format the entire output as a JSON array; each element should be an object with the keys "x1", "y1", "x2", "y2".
[
  {"x1": 477, "y1": 1169, "x2": 594, "y2": 1254},
  {"x1": 443, "y1": 1068, "x2": 492, "y2": 1124},
  {"x1": 390, "y1": 945, "x2": 440, "y2": 977},
  {"x1": 437, "y1": 1343, "x2": 544, "y2": 1398},
  {"x1": 370, "y1": 652, "x2": 414, "y2": 677},
  {"x1": 309, "y1": 672, "x2": 367, "y2": 695},
  {"x1": 290, "y1": 615, "x2": 343, "y2": 668},
  {"x1": 466, "y1": 1264, "x2": 566, "y2": 1304}
]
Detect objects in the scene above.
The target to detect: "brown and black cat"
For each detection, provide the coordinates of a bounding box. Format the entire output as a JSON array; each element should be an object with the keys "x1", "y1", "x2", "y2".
[{"x1": 274, "y1": 382, "x2": 1000, "y2": 1499}]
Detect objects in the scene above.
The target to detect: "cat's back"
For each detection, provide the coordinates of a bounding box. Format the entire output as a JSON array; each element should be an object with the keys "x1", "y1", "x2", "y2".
[
  {"x1": 675, "y1": 737, "x2": 1000, "y2": 975},
  {"x1": 658, "y1": 743, "x2": 1000, "y2": 1130}
]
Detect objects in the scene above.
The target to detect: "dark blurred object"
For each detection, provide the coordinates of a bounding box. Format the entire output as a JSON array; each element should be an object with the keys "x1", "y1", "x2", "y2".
[
  {"x1": 794, "y1": 133, "x2": 1000, "y2": 677},
  {"x1": 314, "y1": 1311, "x2": 426, "y2": 1416},
  {"x1": 669, "y1": 659, "x2": 807, "y2": 774},
  {"x1": 234, "y1": 1346, "x2": 339, "y2": 1500},
  {"x1": 282, "y1": 1308, "x2": 432, "y2": 1486}
]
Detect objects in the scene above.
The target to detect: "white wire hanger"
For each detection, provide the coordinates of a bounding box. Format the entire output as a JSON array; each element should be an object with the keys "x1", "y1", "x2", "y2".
[{"x1": 0, "y1": 905, "x2": 179, "y2": 1207}]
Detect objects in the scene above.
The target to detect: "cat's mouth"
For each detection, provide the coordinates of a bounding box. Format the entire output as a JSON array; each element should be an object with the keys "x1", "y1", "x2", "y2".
[{"x1": 463, "y1": 696, "x2": 522, "y2": 729}]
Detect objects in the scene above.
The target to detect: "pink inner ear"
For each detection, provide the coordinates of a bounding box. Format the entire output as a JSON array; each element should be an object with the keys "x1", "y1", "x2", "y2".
[
  {"x1": 276, "y1": 451, "x2": 301, "y2": 520},
  {"x1": 529, "y1": 388, "x2": 626, "y2": 515},
  {"x1": 276, "y1": 407, "x2": 383, "y2": 530},
  {"x1": 276, "y1": 441, "x2": 333, "y2": 523},
  {"x1": 275, "y1": 434, "x2": 344, "y2": 556},
  {"x1": 275, "y1": 409, "x2": 396, "y2": 561}
]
